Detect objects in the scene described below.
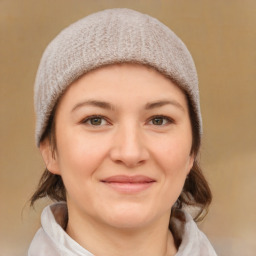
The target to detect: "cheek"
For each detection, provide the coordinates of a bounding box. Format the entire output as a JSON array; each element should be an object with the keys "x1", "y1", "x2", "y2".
[
  {"x1": 55, "y1": 136, "x2": 103, "y2": 206},
  {"x1": 56, "y1": 130, "x2": 110, "y2": 188},
  {"x1": 155, "y1": 135, "x2": 192, "y2": 171},
  {"x1": 152, "y1": 135, "x2": 192, "y2": 197}
]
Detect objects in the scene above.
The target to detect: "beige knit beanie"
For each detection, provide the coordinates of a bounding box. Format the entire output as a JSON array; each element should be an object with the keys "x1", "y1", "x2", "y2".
[{"x1": 34, "y1": 8, "x2": 201, "y2": 146}]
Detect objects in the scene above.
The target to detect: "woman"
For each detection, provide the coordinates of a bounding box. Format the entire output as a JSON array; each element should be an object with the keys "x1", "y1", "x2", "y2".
[{"x1": 29, "y1": 8, "x2": 217, "y2": 256}]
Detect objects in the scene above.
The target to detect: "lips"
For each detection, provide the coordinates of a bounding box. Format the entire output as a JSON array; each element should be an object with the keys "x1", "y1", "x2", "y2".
[
  {"x1": 102, "y1": 175, "x2": 155, "y2": 183},
  {"x1": 100, "y1": 175, "x2": 156, "y2": 193}
]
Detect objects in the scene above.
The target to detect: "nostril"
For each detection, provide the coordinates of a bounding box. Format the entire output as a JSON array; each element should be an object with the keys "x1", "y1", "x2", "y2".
[
  {"x1": 113, "y1": 158, "x2": 147, "y2": 168},
  {"x1": 109, "y1": 130, "x2": 150, "y2": 167}
]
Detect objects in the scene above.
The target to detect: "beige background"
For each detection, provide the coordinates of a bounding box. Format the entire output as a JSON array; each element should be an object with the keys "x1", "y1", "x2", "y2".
[{"x1": 1, "y1": 0, "x2": 256, "y2": 255}]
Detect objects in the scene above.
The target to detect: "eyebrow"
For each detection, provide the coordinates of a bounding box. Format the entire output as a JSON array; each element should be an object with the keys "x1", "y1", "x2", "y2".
[
  {"x1": 145, "y1": 100, "x2": 185, "y2": 112},
  {"x1": 72, "y1": 100, "x2": 114, "y2": 112},
  {"x1": 71, "y1": 99, "x2": 185, "y2": 112}
]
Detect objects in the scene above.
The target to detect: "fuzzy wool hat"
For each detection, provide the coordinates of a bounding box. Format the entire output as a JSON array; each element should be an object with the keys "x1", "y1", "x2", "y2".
[{"x1": 34, "y1": 8, "x2": 202, "y2": 146}]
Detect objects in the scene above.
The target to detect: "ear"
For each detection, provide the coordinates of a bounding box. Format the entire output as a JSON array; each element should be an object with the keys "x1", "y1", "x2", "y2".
[
  {"x1": 39, "y1": 138, "x2": 60, "y2": 175},
  {"x1": 187, "y1": 153, "x2": 195, "y2": 175}
]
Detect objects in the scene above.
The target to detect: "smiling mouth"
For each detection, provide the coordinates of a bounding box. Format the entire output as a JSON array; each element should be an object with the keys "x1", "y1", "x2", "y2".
[{"x1": 100, "y1": 175, "x2": 156, "y2": 193}]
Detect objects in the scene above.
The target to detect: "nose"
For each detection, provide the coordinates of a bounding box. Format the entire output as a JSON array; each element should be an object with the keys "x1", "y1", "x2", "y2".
[{"x1": 109, "y1": 123, "x2": 150, "y2": 168}]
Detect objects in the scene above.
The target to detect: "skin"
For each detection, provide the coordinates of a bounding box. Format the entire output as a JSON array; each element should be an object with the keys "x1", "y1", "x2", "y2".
[{"x1": 40, "y1": 63, "x2": 194, "y2": 256}]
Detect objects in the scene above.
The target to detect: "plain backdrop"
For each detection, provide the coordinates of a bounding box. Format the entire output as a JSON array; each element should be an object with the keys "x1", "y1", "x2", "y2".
[{"x1": 1, "y1": 0, "x2": 256, "y2": 255}]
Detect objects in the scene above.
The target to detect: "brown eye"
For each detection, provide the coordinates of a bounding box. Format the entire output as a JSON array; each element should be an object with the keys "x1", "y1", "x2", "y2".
[
  {"x1": 152, "y1": 117, "x2": 164, "y2": 125},
  {"x1": 90, "y1": 117, "x2": 103, "y2": 125},
  {"x1": 149, "y1": 116, "x2": 172, "y2": 126},
  {"x1": 82, "y1": 116, "x2": 108, "y2": 126}
]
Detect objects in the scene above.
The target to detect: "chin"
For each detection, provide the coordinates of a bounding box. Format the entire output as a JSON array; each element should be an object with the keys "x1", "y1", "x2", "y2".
[
  {"x1": 107, "y1": 216, "x2": 151, "y2": 230},
  {"x1": 100, "y1": 204, "x2": 156, "y2": 230}
]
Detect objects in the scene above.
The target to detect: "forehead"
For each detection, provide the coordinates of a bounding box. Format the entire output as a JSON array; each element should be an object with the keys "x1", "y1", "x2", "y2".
[
  {"x1": 56, "y1": 63, "x2": 189, "y2": 114},
  {"x1": 69, "y1": 63, "x2": 184, "y2": 95}
]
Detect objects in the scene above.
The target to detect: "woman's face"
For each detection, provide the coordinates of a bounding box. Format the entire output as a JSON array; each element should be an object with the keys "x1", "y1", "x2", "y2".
[{"x1": 41, "y1": 64, "x2": 194, "y2": 230}]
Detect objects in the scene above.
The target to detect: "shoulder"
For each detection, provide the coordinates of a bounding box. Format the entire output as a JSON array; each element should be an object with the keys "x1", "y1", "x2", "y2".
[
  {"x1": 28, "y1": 203, "x2": 68, "y2": 256},
  {"x1": 28, "y1": 203, "x2": 94, "y2": 256},
  {"x1": 28, "y1": 203, "x2": 67, "y2": 256},
  {"x1": 28, "y1": 227, "x2": 60, "y2": 256},
  {"x1": 171, "y1": 210, "x2": 217, "y2": 256}
]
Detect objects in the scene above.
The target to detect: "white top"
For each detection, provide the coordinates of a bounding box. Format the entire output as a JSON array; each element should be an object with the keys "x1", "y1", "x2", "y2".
[{"x1": 28, "y1": 202, "x2": 217, "y2": 256}]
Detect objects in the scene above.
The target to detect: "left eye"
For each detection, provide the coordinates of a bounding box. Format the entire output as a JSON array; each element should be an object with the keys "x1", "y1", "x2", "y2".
[
  {"x1": 82, "y1": 116, "x2": 108, "y2": 126},
  {"x1": 149, "y1": 116, "x2": 171, "y2": 126}
]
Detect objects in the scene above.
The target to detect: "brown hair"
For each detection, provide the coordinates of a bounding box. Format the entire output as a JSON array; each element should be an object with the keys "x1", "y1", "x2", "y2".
[{"x1": 30, "y1": 92, "x2": 212, "y2": 223}]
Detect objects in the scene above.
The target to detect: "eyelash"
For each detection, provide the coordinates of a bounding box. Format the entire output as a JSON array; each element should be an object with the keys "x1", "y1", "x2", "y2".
[
  {"x1": 81, "y1": 115, "x2": 174, "y2": 127},
  {"x1": 81, "y1": 115, "x2": 110, "y2": 126},
  {"x1": 148, "y1": 115, "x2": 174, "y2": 126}
]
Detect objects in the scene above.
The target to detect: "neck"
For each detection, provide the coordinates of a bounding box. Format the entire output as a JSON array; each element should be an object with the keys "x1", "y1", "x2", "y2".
[{"x1": 66, "y1": 210, "x2": 177, "y2": 256}]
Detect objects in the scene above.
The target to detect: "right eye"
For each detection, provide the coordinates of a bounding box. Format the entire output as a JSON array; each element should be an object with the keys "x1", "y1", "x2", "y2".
[{"x1": 82, "y1": 115, "x2": 109, "y2": 126}]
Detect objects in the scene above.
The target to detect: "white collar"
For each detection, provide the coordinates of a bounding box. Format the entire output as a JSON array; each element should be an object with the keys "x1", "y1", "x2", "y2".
[{"x1": 29, "y1": 202, "x2": 217, "y2": 256}]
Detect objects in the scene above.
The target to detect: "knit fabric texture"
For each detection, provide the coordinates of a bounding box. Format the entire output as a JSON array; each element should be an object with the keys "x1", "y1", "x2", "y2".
[{"x1": 34, "y1": 8, "x2": 201, "y2": 146}]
